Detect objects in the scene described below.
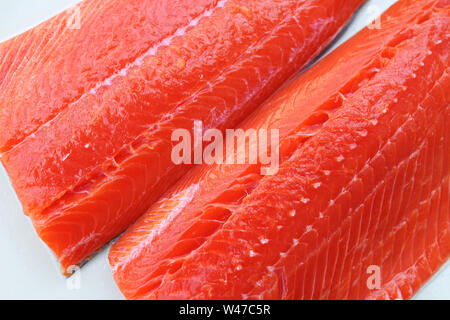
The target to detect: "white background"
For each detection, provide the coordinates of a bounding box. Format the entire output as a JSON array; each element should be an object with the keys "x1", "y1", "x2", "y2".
[{"x1": 0, "y1": 0, "x2": 448, "y2": 300}]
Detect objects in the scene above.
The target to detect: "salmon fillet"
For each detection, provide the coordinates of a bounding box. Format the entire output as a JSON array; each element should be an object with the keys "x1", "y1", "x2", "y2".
[
  {"x1": 109, "y1": 0, "x2": 450, "y2": 299},
  {"x1": 0, "y1": 0, "x2": 363, "y2": 271}
]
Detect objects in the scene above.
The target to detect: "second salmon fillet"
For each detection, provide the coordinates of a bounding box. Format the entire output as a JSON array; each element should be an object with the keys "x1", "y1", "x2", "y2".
[
  {"x1": 109, "y1": 0, "x2": 450, "y2": 299},
  {"x1": 0, "y1": 0, "x2": 363, "y2": 271}
]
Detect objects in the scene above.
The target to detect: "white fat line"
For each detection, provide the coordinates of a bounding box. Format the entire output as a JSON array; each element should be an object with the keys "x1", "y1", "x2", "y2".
[
  {"x1": 114, "y1": 183, "x2": 200, "y2": 271},
  {"x1": 12, "y1": 0, "x2": 229, "y2": 152},
  {"x1": 90, "y1": 0, "x2": 228, "y2": 95}
]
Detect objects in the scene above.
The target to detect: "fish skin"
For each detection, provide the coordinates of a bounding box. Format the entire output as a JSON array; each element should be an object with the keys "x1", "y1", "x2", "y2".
[
  {"x1": 109, "y1": 0, "x2": 450, "y2": 300},
  {"x1": 0, "y1": 0, "x2": 364, "y2": 271}
]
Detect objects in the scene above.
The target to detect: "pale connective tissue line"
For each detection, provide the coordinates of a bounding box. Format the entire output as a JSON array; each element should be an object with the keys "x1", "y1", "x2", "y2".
[
  {"x1": 90, "y1": 0, "x2": 229, "y2": 95},
  {"x1": 10, "y1": 0, "x2": 230, "y2": 153}
]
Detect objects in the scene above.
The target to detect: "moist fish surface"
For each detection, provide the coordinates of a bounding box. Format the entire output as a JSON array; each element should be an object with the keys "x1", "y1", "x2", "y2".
[
  {"x1": 0, "y1": 0, "x2": 363, "y2": 271},
  {"x1": 109, "y1": 0, "x2": 450, "y2": 299}
]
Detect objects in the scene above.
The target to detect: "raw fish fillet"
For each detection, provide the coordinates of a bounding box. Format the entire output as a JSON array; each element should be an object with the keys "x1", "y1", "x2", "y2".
[
  {"x1": 0, "y1": 0, "x2": 363, "y2": 271},
  {"x1": 109, "y1": 0, "x2": 450, "y2": 300}
]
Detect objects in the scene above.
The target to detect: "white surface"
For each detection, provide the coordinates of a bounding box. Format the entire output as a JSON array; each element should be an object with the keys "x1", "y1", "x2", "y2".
[{"x1": 0, "y1": 0, "x2": 448, "y2": 300}]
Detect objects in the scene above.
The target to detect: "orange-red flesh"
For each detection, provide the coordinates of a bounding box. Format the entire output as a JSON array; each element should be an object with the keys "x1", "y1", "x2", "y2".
[
  {"x1": 0, "y1": 0, "x2": 364, "y2": 271},
  {"x1": 109, "y1": 0, "x2": 450, "y2": 299}
]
